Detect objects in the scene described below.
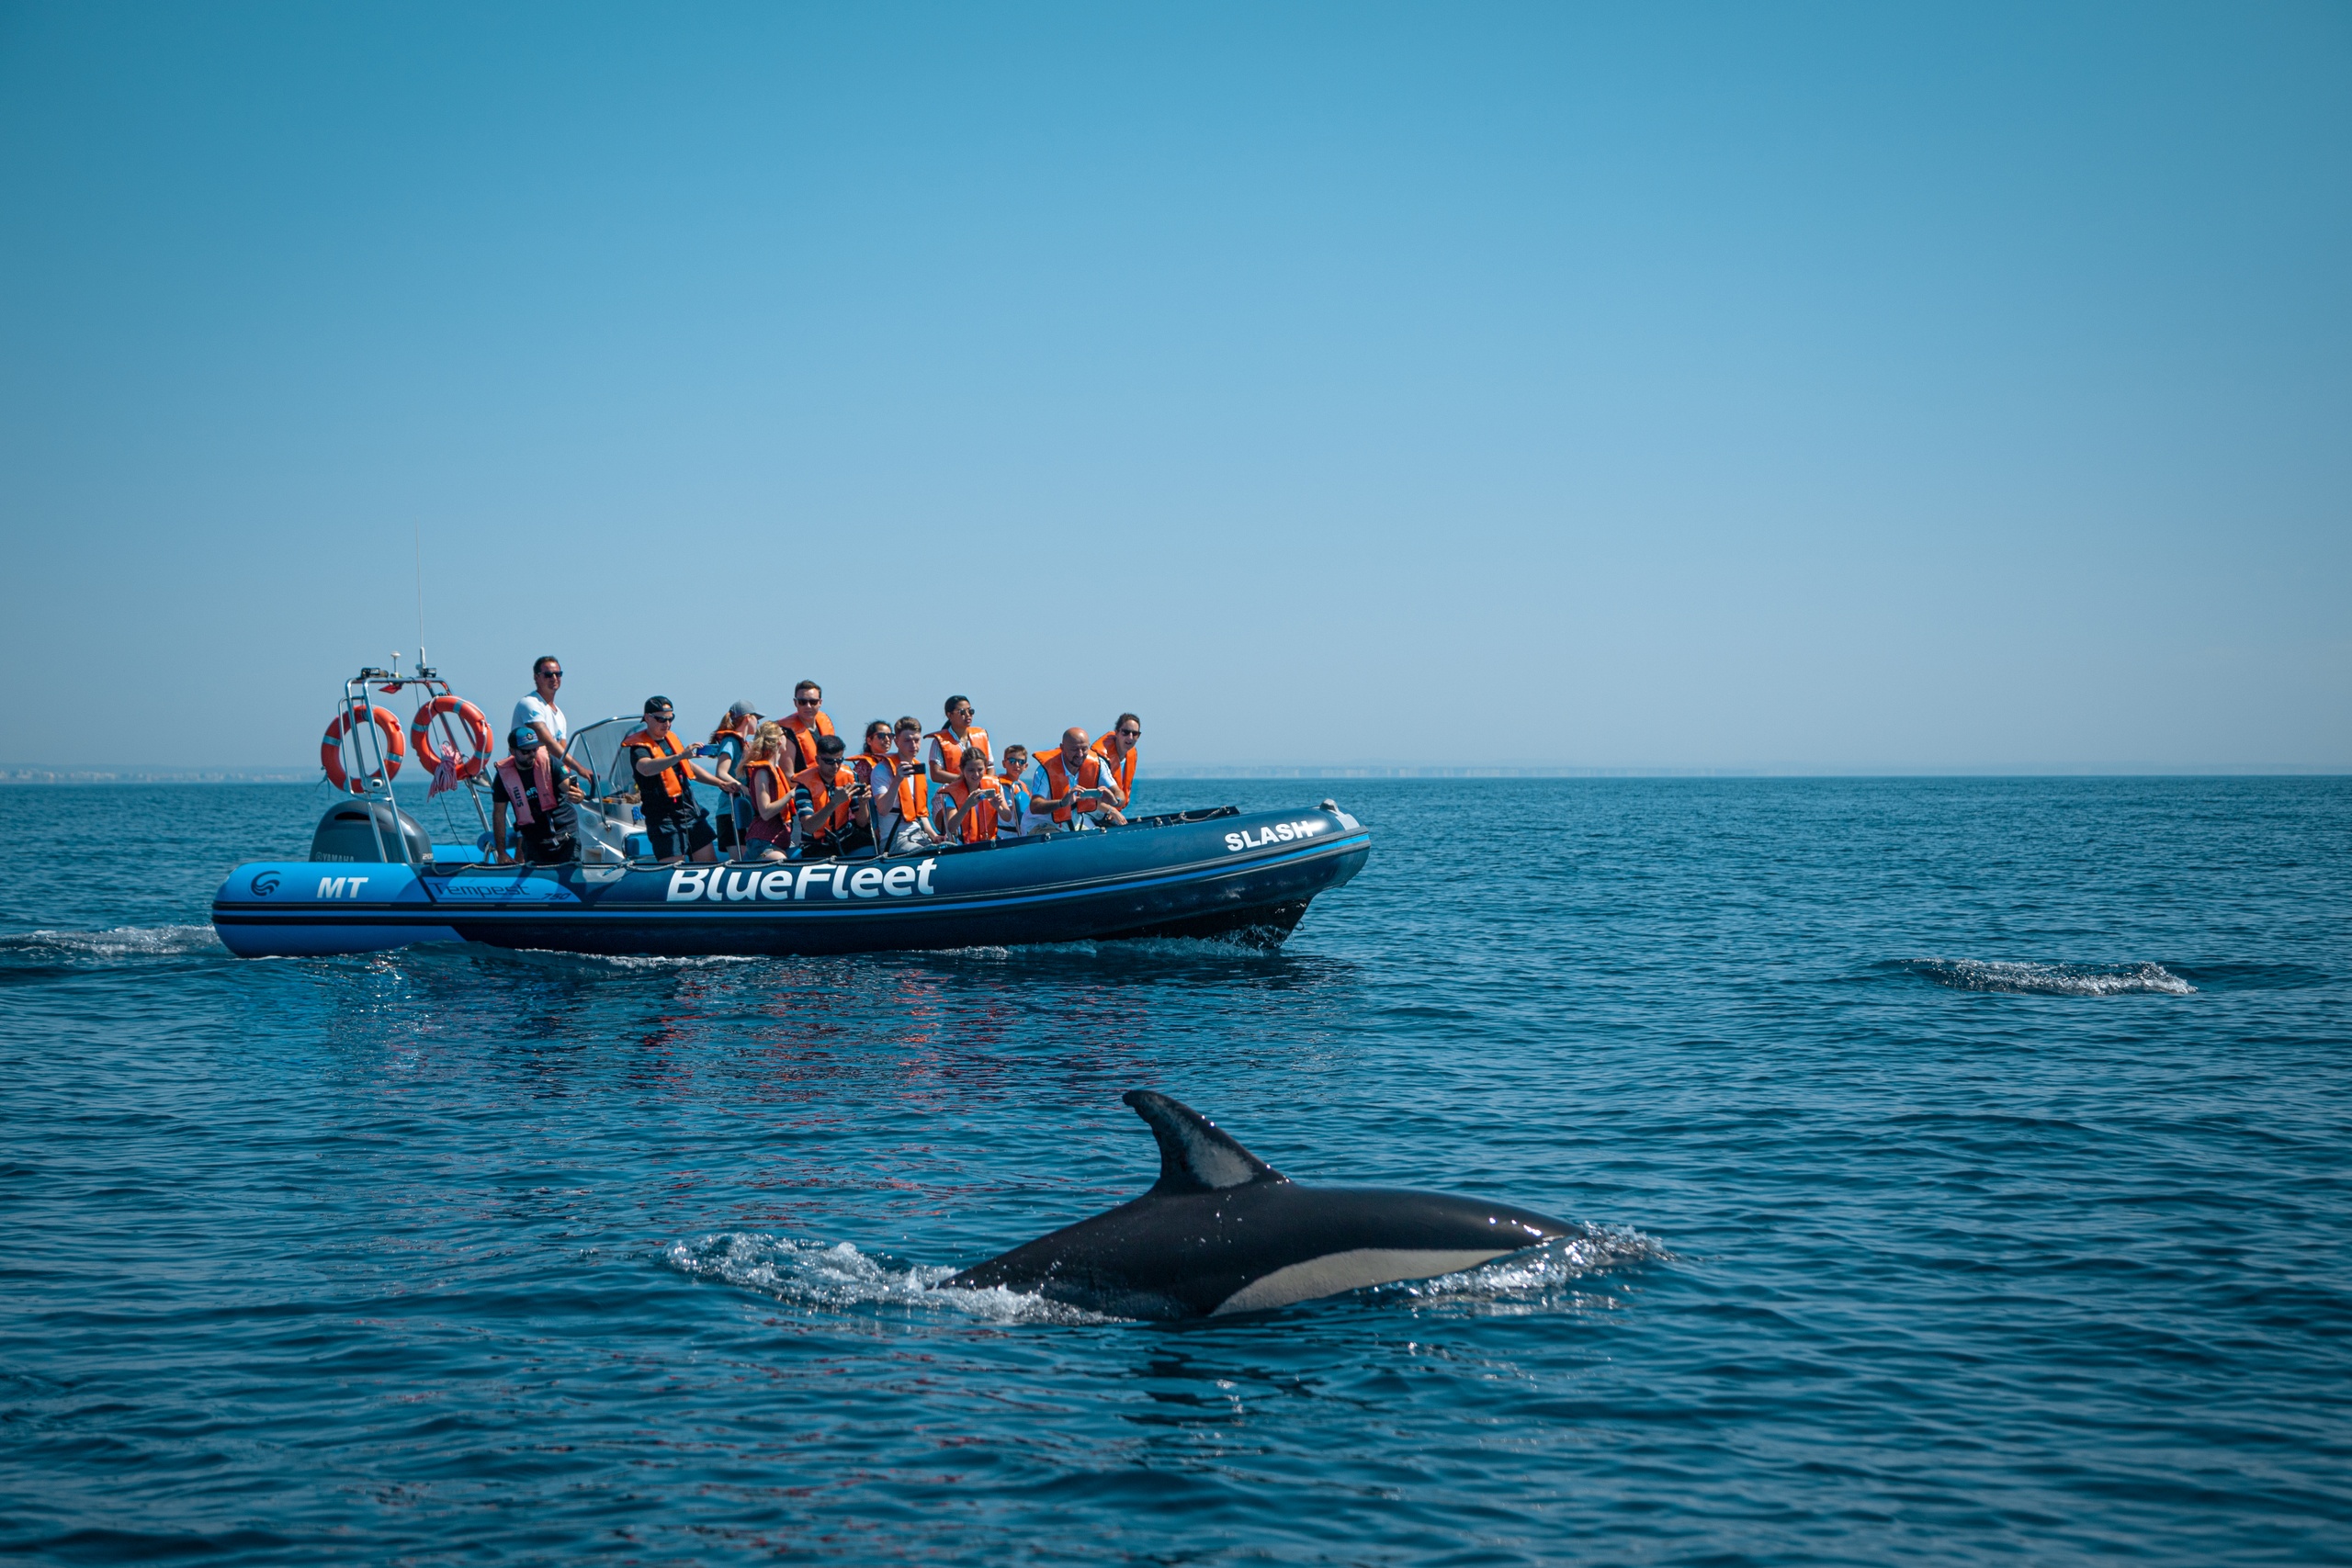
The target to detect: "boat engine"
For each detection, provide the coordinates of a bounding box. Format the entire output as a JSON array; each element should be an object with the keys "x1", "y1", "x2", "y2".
[{"x1": 309, "y1": 800, "x2": 432, "y2": 865}]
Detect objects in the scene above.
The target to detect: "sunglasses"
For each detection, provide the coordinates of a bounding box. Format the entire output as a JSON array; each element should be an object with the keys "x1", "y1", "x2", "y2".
[
  {"x1": 797, "y1": 697, "x2": 821, "y2": 707},
  {"x1": 1118, "y1": 729, "x2": 1140, "y2": 738},
  {"x1": 646, "y1": 713, "x2": 673, "y2": 723}
]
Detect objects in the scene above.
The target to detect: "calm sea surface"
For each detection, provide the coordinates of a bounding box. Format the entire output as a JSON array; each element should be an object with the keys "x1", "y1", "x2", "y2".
[{"x1": 1, "y1": 778, "x2": 2346, "y2": 1565}]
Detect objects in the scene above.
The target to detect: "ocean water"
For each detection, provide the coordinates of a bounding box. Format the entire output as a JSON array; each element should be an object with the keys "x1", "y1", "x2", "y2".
[{"x1": 1, "y1": 776, "x2": 2346, "y2": 1565}]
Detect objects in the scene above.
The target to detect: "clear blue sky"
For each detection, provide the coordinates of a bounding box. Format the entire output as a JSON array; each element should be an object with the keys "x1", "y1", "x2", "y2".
[{"x1": 3, "y1": 2, "x2": 2346, "y2": 771}]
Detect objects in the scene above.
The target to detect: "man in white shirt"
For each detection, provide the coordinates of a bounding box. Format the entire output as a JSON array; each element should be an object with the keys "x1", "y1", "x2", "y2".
[{"x1": 514, "y1": 656, "x2": 569, "y2": 754}]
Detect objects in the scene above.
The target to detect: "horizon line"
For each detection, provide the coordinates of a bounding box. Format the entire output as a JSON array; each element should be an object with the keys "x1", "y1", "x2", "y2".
[{"x1": 3, "y1": 762, "x2": 2346, "y2": 785}]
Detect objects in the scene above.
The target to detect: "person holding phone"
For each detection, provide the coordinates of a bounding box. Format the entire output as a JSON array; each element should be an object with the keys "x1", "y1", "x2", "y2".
[
  {"x1": 1032, "y1": 728, "x2": 1127, "y2": 829},
  {"x1": 933, "y1": 747, "x2": 1005, "y2": 845},
  {"x1": 625, "y1": 696, "x2": 735, "y2": 863}
]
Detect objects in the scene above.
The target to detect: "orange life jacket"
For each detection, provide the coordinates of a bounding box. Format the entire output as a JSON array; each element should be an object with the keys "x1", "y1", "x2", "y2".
[
  {"x1": 853, "y1": 738, "x2": 891, "y2": 790},
  {"x1": 742, "y1": 758, "x2": 787, "y2": 819},
  {"x1": 873, "y1": 756, "x2": 929, "y2": 828},
  {"x1": 495, "y1": 750, "x2": 558, "y2": 827},
  {"x1": 927, "y1": 723, "x2": 991, "y2": 778},
  {"x1": 622, "y1": 728, "x2": 693, "y2": 802},
  {"x1": 940, "y1": 775, "x2": 1000, "y2": 843},
  {"x1": 793, "y1": 761, "x2": 857, "y2": 837},
  {"x1": 1037, "y1": 750, "x2": 1110, "y2": 824},
  {"x1": 1089, "y1": 734, "x2": 1136, "y2": 801},
  {"x1": 781, "y1": 710, "x2": 836, "y2": 773}
]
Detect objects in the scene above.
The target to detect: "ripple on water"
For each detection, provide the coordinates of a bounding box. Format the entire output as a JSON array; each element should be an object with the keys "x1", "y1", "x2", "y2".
[{"x1": 1905, "y1": 959, "x2": 2196, "y2": 996}]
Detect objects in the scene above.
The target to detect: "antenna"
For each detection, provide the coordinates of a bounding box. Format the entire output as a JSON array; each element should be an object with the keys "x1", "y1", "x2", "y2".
[{"x1": 414, "y1": 522, "x2": 426, "y2": 671}]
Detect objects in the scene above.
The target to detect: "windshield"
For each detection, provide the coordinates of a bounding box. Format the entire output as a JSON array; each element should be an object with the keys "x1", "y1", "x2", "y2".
[{"x1": 563, "y1": 716, "x2": 644, "y2": 805}]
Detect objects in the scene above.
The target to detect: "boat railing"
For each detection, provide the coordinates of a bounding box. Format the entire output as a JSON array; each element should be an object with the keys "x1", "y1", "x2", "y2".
[{"x1": 329, "y1": 659, "x2": 494, "y2": 865}]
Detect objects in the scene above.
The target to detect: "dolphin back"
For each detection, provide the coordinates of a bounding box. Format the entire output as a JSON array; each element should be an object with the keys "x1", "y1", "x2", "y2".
[{"x1": 942, "y1": 1091, "x2": 1575, "y2": 1319}]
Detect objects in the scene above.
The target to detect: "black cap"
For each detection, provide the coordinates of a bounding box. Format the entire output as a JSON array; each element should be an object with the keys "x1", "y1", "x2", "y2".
[{"x1": 643, "y1": 695, "x2": 673, "y2": 716}]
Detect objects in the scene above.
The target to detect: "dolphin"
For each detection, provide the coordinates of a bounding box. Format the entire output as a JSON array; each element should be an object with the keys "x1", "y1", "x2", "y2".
[{"x1": 945, "y1": 1089, "x2": 1573, "y2": 1319}]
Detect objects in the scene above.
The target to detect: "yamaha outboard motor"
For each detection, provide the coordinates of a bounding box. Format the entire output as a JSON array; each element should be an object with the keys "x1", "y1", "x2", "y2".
[{"x1": 309, "y1": 801, "x2": 431, "y2": 865}]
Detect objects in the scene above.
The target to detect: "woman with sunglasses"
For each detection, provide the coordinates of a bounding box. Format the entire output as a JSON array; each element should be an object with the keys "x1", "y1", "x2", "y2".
[
  {"x1": 1090, "y1": 714, "x2": 1143, "y2": 810},
  {"x1": 925, "y1": 695, "x2": 991, "y2": 787},
  {"x1": 852, "y1": 719, "x2": 894, "y2": 793}
]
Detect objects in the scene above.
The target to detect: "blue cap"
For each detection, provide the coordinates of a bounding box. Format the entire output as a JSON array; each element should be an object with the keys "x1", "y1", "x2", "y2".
[{"x1": 509, "y1": 725, "x2": 542, "y2": 750}]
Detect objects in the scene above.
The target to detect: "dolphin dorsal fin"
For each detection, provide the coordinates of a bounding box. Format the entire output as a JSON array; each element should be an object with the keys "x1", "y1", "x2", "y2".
[{"x1": 1124, "y1": 1089, "x2": 1285, "y2": 1194}]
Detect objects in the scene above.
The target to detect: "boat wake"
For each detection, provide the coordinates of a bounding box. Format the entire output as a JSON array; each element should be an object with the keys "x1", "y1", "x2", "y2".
[
  {"x1": 1906, "y1": 959, "x2": 2194, "y2": 996},
  {"x1": 0, "y1": 925, "x2": 223, "y2": 966},
  {"x1": 662, "y1": 1224, "x2": 1668, "y2": 1324}
]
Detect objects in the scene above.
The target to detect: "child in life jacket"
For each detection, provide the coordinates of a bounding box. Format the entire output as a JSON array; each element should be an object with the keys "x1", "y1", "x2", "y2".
[
  {"x1": 996, "y1": 744, "x2": 1038, "y2": 840},
  {"x1": 933, "y1": 747, "x2": 1006, "y2": 845}
]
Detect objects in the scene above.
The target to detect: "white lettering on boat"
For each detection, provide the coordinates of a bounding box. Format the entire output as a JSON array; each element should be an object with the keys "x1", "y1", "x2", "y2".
[
  {"x1": 664, "y1": 859, "x2": 942, "y2": 904},
  {"x1": 315, "y1": 875, "x2": 373, "y2": 899},
  {"x1": 1223, "y1": 820, "x2": 1326, "y2": 853}
]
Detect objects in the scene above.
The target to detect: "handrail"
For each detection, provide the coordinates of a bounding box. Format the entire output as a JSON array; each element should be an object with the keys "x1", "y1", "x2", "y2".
[{"x1": 329, "y1": 664, "x2": 496, "y2": 866}]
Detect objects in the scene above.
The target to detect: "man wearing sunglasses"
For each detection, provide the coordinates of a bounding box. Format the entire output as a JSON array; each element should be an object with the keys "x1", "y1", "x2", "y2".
[
  {"x1": 624, "y1": 696, "x2": 735, "y2": 863},
  {"x1": 514, "y1": 655, "x2": 568, "y2": 755},
  {"x1": 779, "y1": 680, "x2": 836, "y2": 774}
]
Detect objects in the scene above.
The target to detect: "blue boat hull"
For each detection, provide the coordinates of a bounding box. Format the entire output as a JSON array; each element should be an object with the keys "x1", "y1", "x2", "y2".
[{"x1": 211, "y1": 807, "x2": 1370, "y2": 959}]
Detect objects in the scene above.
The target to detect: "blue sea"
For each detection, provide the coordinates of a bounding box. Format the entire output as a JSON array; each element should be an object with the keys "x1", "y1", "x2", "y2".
[{"x1": 2, "y1": 777, "x2": 2346, "y2": 1565}]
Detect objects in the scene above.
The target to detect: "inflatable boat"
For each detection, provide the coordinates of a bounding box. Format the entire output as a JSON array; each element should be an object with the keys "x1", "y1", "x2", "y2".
[{"x1": 210, "y1": 667, "x2": 1372, "y2": 959}]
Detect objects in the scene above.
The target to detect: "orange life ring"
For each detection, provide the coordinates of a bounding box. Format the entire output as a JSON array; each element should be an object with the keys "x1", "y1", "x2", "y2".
[
  {"x1": 322, "y1": 705, "x2": 406, "y2": 794},
  {"x1": 411, "y1": 696, "x2": 493, "y2": 782}
]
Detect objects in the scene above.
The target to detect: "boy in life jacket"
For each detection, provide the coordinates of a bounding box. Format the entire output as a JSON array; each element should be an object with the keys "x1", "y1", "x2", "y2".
[
  {"x1": 491, "y1": 724, "x2": 585, "y2": 865},
  {"x1": 924, "y1": 695, "x2": 991, "y2": 788},
  {"x1": 933, "y1": 746, "x2": 1006, "y2": 845},
  {"x1": 864, "y1": 716, "x2": 935, "y2": 854},
  {"x1": 790, "y1": 732, "x2": 870, "y2": 859},
  {"x1": 1033, "y1": 728, "x2": 1127, "y2": 829},
  {"x1": 995, "y1": 744, "x2": 1037, "y2": 840},
  {"x1": 625, "y1": 696, "x2": 736, "y2": 863}
]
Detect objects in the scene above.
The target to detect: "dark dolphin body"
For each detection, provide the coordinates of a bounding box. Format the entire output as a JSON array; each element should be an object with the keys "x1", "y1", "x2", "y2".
[{"x1": 946, "y1": 1090, "x2": 1572, "y2": 1319}]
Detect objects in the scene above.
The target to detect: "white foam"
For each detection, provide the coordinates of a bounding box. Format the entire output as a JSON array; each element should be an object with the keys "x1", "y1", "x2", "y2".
[
  {"x1": 1910, "y1": 959, "x2": 2194, "y2": 996},
  {"x1": 0, "y1": 925, "x2": 223, "y2": 960},
  {"x1": 660, "y1": 1233, "x2": 1112, "y2": 1325},
  {"x1": 1377, "y1": 1225, "x2": 1671, "y2": 1312}
]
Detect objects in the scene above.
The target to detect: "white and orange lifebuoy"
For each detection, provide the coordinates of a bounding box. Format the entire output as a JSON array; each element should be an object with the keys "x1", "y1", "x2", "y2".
[
  {"x1": 410, "y1": 696, "x2": 492, "y2": 782},
  {"x1": 322, "y1": 705, "x2": 406, "y2": 793}
]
